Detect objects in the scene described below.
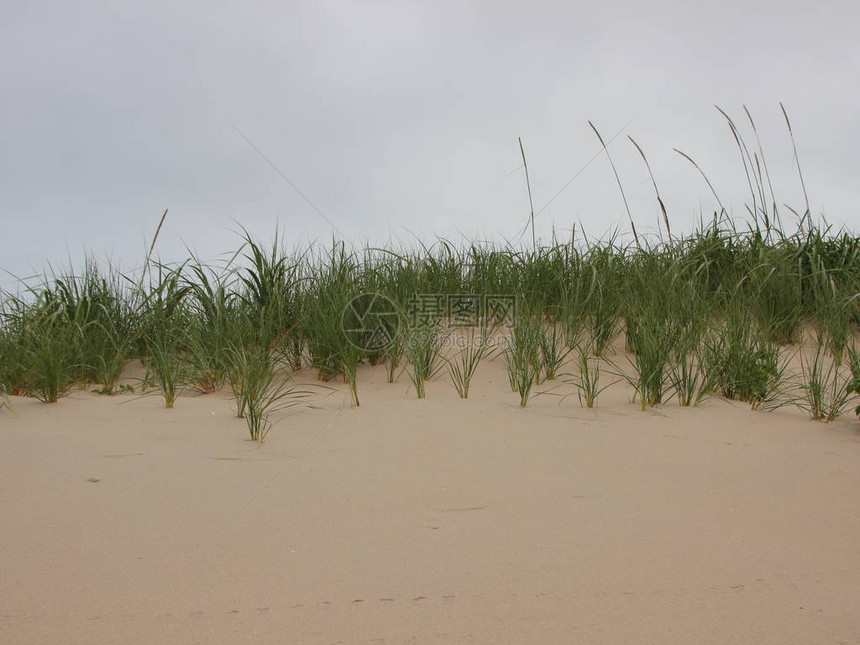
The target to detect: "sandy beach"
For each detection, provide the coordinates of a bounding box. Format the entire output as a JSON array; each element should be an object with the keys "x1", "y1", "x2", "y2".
[{"x1": 2, "y1": 356, "x2": 859, "y2": 644}]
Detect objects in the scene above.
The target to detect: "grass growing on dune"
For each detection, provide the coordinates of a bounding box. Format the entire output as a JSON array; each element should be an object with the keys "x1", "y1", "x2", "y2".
[
  {"x1": 702, "y1": 310, "x2": 786, "y2": 409},
  {"x1": 849, "y1": 347, "x2": 860, "y2": 419},
  {"x1": 1, "y1": 108, "x2": 859, "y2": 422},
  {"x1": 0, "y1": 261, "x2": 137, "y2": 400},
  {"x1": 807, "y1": 245, "x2": 858, "y2": 366},
  {"x1": 24, "y1": 310, "x2": 79, "y2": 403},
  {"x1": 447, "y1": 324, "x2": 492, "y2": 399},
  {"x1": 583, "y1": 244, "x2": 624, "y2": 358},
  {"x1": 301, "y1": 243, "x2": 358, "y2": 383},
  {"x1": 0, "y1": 217, "x2": 857, "y2": 420},
  {"x1": 183, "y1": 261, "x2": 240, "y2": 393},
  {"x1": 383, "y1": 311, "x2": 409, "y2": 384},
  {"x1": 538, "y1": 321, "x2": 569, "y2": 383},
  {"x1": 620, "y1": 252, "x2": 677, "y2": 408},
  {"x1": 226, "y1": 343, "x2": 312, "y2": 441},
  {"x1": 570, "y1": 346, "x2": 610, "y2": 409},
  {"x1": 794, "y1": 339, "x2": 858, "y2": 422},
  {"x1": 405, "y1": 325, "x2": 447, "y2": 399},
  {"x1": 504, "y1": 316, "x2": 541, "y2": 407},
  {"x1": 668, "y1": 344, "x2": 714, "y2": 408},
  {"x1": 0, "y1": 383, "x2": 9, "y2": 414},
  {"x1": 138, "y1": 264, "x2": 191, "y2": 408}
]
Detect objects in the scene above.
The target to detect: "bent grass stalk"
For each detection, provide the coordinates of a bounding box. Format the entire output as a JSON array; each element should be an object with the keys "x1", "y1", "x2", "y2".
[
  {"x1": 340, "y1": 341, "x2": 362, "y2": 407},
  {"x1": 385, "y1": 316, "x2": 408, "y2": 384}
]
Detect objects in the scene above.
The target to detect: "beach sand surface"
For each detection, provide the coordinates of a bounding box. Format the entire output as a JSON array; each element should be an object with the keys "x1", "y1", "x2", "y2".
[{"x1": 1, "y1": 357, "x2": 859, "y2": 644}]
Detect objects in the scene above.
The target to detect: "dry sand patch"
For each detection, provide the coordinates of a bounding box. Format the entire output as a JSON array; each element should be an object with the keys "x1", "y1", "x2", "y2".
[{"x1": 1, "y1": 359, "x2": 859, "y2": 644}]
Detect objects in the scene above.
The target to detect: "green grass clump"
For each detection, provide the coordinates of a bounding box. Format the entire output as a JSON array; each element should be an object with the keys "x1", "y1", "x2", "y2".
[
  {"x1": 0, "y1": 383, "x2": 10, "y2": 414},
  {"x1": 583, "y1": 244, "x2": 624, "y2": 357},
  {"x1": 537, "y1": 322, "x2": 569, "y2": 382},
  {"x1": 0, "y1": 322, "x2": 31, "y2": 396},
  {"x1": 668, "y1": 349, "x2": 714, "y2": 407},
  {"x1": 226, "y1": 343, "x2": 310, "y2": 441},
  {"x1": 183, "y1": 262, "x2": 241, "y2": 393},
  {"x1": 405, "y1": 326, "x2": 447, "y2": 399},
  {"x1": 145, "y1": 336, "x2": 188, "y2": 408},
  {"x1": 41, "y1": 261, "x2": 136, "y2": 394},
  {"x1": 702, "y1": 313, "x2": 784, "y2": 408},
  {"x1": 570, "y1": 347, "x2": 610, "y2": 409},
  {"x1": 621, "y1": 252, "x2": 680, "y2": 408},
  {"x1": 138, "y1": 264, "x2": 191, "y2": 408},
  {"x1": 794, "y1": 340, "x2": 856, "y2": 422},
  {"x1": 504, "y1": 316, "x2": 541, "y2": 407},
  {"x1": 744, "y1": 242, "x2": 805, "y2": 345},
  {"x1": 446, "y1": 325, "x2": 491, "y2": 399},
  {"x1": 848, "y1": 348, "x2": 860, "y2": 420},
  {"x1": 301, "y1": 243, "x2": 358, "y2": 382},
  {"x1": 808, "y1": 258, "x2": 857, "y2": 366},
  {"x1": 0, "y1": 260, "x2": 138, "y2": 400},
  {"x1": 19, "y1": 306, "x2": 80, "y2": 403},
  {"x1": 383, "y1": 312, "x2": 409, "y2": 384}
]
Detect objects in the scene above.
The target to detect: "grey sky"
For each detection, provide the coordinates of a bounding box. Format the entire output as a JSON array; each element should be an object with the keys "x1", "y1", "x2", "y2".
[{"x1": 1, "y1": 0, "x2": 858, "y2": 286}]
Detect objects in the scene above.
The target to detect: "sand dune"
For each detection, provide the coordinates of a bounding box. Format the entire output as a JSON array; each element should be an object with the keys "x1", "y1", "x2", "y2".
[{"x1": 1, "y1": 357, "x2": 859, "y2": 644}]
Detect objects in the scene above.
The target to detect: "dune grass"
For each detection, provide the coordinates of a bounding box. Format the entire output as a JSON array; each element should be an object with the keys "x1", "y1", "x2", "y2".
[
  {"x1": 226, "y1": 342, "x2": 311, "y2": 441},
  {"x1": 849, "y1": 347, "x2": 860, "y2": 419},
  {"x1": 0, "y1": 383, "x2": 9, "y2": 414},
  {"x1": 794, "y1": 339, "x2": 858, "y2": 421},
  {"x1": 570, "y1": 346, "x2": 611, "y2": 409},
  {"x1": 0, "y1": 217, "x2": 857, "y2": 422},
  {"x1": 504, "y1": 316, "x2": 541, "y2": 407},
  {"x1": 447, "y1": 325, "x2": 492, "y2": 399},
  {"x1": 405, "y1": 325, "x2": 448, "y2": 399},
  {"x1": 1, "y1": 109, "x2": 858, "y2": 426}
]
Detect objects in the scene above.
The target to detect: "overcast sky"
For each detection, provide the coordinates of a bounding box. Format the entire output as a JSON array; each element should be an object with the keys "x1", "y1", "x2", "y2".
[{"x1": 1, "y1": 0, "x2": 858, "y2": 287}]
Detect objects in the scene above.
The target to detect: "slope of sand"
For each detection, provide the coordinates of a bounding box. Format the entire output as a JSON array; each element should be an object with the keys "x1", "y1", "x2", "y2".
[{"x1": 1, "y1": 357, "x2": 859, "y2": 644}]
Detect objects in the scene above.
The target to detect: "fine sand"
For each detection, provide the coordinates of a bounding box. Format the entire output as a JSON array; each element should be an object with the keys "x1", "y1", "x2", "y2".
[{"x1": 1, "y1": 356, "x2": 859, "y2": 644}]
